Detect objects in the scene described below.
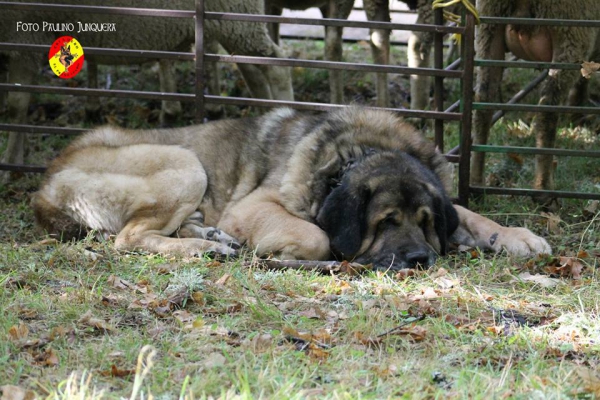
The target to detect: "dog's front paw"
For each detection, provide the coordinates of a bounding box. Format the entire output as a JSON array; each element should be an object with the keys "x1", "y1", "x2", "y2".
[{"x1": 496, "y1": 227, "x2": 552, "y2": 257}]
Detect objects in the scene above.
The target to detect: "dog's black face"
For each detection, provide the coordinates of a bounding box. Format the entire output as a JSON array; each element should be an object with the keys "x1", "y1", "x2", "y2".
[{"x1": 316, "y1": 151, "x2": 459, "y2": 270}]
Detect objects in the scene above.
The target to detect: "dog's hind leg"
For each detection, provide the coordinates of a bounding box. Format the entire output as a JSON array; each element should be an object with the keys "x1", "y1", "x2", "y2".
[
  {"x1": 115, "y1": 209, "x2": 238, "y2": 258},
  {"x1": 176, "y1": 211, "x2": 241, "y2": 250}
]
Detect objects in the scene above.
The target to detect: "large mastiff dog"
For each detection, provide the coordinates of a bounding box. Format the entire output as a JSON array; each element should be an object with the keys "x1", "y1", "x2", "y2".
[{"x1": 33, "y1": 108, "x2": 551, "y2": 270}]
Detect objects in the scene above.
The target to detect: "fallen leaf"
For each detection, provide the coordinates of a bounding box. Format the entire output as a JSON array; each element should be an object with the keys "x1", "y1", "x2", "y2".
[
  {"x1": 99, "y1": 364, "x2": 135, "y2": 379},
  {"x1": 215, "y1": 273, "x2": 232, "y2": 286},
  {"x1": 79, "y1": 310, "x2": 114, "y2": 332},
  {"x1": 242, "y1": 333, "x2": 273, "y2": 353},
  {"x1": 298, "y1": 307, "x2": 323, "y2": 319},
  {"x1": 0, "y1": 385, "x2": 36, "y2": 400},
  {"x1": 541, "y1": 212, "x2": 562, "y2": 235},
  {"x1": 173, "y1": 310, "x2": 194, "y2": 324},
  {"x1": 354, "y1": 332, "x2": 383, "y2": 347},
  {"x1": 8, "y1": 323, "x2": 29, "y2": 341},
  {"x1": 107, "y1": 275, "x2": 134, "y2": 290},
  {"x1": 514, "y1": 272, "x2": 561, "y2": 288},
  {"x1": 34, "y1": 348, "x2": 59, "y2": 367}
]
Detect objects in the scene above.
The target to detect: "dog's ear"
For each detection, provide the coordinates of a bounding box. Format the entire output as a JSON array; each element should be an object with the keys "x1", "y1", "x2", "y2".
[
  {"x1": 432, "y1": 195, "x2": 459, "y2": 254},
  {"x1": 316, "y1": 181, "x2": 369, "y2": 258}
]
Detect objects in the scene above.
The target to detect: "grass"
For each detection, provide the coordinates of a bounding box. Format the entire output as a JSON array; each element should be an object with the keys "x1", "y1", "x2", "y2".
[{"x1": 1, "y1": 38, "x2": 600, "y2": 399}]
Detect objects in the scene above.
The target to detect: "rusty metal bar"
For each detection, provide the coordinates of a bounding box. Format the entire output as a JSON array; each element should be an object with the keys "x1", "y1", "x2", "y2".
[
  {"x1": 433, "y1": 7, "x2": 444, "y2": 151},
  {"x1": 204, "y1": 54, "x2": 463, "y2": 78},
  {"x1": 205, "y1": 12, "x2": 466, "y2": 34},
  {"x1": 480, "y1": 16, "x2": 600, "y2": 28},
  {"x1": 470, "y1": 187, "x2": 600, "y2": 200},
  {"x1": 476, "y1": 60, "x2": 582, "y2": 70},
  {"x1": 0, "y1": 124, "x2": 86, "y2": 135},
  {"x1": 0, "y1": 1, "x2": 194, "y2": 17},
  {"x1": 457, "y1": 12, "x2": 475, "y2": 207},
  {"x1": 195, "y1": 0, "x2": 205, "y2": 123},
  {"x1": 0, "y1": 83, "x2": 194, "y2": 101},
  {"x1": 474, "y1": 103, "x2": 600, "y2": 114},
  {"x1": 281, "y1": 35, "x2": 418, "y2": 47},
  {"x1": 0, "y1": 43, "x2": 195, "y2": 61},
  {"x1": 471, "y1": 145, "x2": 600, "y2": 158},
  {"x1": 0, "y1": 163, "x2": 46, "y2": 173},
  {"x1": 445, "y1": 57, "x2": 461, "y2": 71},
  {"x1": 205, "y1": 96, "x2": 462, "y2": 120}
]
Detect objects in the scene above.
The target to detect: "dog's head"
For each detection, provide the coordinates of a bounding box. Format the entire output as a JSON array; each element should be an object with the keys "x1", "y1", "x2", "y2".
[{"x1": 316, "y1": 151, "x2": 459, "y2": 270}]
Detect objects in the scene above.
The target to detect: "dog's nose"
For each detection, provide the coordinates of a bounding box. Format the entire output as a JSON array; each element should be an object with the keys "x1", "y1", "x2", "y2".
[{"x1": 405, "y1": 250, "x2": 432, "y2": 268}]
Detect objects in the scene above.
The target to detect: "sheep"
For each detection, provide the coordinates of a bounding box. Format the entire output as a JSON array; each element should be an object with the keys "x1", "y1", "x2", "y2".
[
  {"x1": 0, "y1": 0, "x2": 293, "y2": 178},
  {"x1": 471, "y1": 0, "x2": 600, "y2": 194}
]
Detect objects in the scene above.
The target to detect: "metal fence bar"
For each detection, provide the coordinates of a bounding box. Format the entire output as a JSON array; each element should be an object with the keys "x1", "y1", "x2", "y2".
[
  {"x1": 474, "y1": 103, "x2": 600, "y2": 114},
  {"x1": 205, "y1": 54, "x2": 463, "y2": 78},
  {"x1": 205, "y1": 96, "x2": 463, "y2": 120},
  {"x1": 195, "y1": 0, "x2": 205, "y2": 122},
  {"x1": 0, "y1": 43, "x2": 195, "y2": 61},
  {"x1": 0, "y1": 163, "x2": 46, "y2": 173},
  {"x1": 475, "y1": 60, "x2": 584, "y2": 70},
  {"x1": 470, "y1": 187, "x2": 600, "y2": 201},
  {"x1": 479, "y1": 16, "x2": 600, "y2": 28},
  {"x1": 458, "y1": 12, "x2": 475, "y2": 206},
  {"x1": 433, "y1": 7, "x2": 445, "y2": 151},
  {"x1": 471, "y1": 145, "x2": 600, "y2": 158},
  {"x1": 0, "y1": 124, "x2": 86, "y2": 135},
  {"x1": 0, "y1": 83, "x2": 195, "y2": 102},
  {"x1": 0, "y1": 1, "x2": 194, "y2": 17},
  {"x1": 205, "y1": 12, "x2": 466, "y2": 34}
]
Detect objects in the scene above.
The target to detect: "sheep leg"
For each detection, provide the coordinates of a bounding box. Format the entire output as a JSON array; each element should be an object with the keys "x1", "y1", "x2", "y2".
[
  {"x1": 407, "y1": 0, "x2": 433, "y2": 110},
  {"x1": 85, "y1": 60, "x2": 102, "y2": 123},
  {"x1": 532, "y1": 66, "x2": 580, "y2": 192},
  {"x1": 471, "y1": 23, "x2": 506, "y2": 186},
  {"x1": 158, "y1": 59, "x2": 182, "y2": 125},
  {"x1": 204, "y1": 37, "x2": 224, "y2": 117},
  {"x1": 364, "y1": 0, "x2": 391, "y2": 107},
  {"x1": 1, "y1": 59, "x2": 33, "y2": 182},
  {"x1": 237, "y1": 63, "x2": 273, "y2": 99},
  {"x1": 321, "y1": 0, "x2": 354, "y2": 104}
]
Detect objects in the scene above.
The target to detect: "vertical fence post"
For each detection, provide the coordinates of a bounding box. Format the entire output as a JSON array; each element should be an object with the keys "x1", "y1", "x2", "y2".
[
  {"x1": 195, "y1": 0, "x2": 205, "y2": 123},
  {"x1": 458, "y1": 12, "x2": 475, "y2": 207},
  {"x1": 433, "y1": 7, "x2": 444, "y2": 152}
]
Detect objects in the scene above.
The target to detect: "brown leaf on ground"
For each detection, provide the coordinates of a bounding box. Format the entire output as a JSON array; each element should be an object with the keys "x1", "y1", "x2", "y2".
[
  {"x1": 387, "y1": 325, "x2": 427, "y2": 342},
  {"x1": 99, "y1": 364, "x2": 135, "y2": 379},
  {"x1": 173, "y1": 310, "x2": 195, "y2": 324},
  {"x1": 306, "y1": 343, "x2": 329, "y2": 362},
  {"x1": 242, "y1": 333, "x2": 273, "y2": 353},
  {"x1": 79, "y1": 310, "x2": 114, "y2": 332},
  {"x1": 394, "y1": 269, "x2": 417, "y2": 279},
  {"x1": 514, "y1": 272, "x2": 560, "y2": 288},
  {"x1": 17, "y1": 308, "x2": 38, "y2": 320},
  {"x1": 215, "y1": 273, "x2": 232, "y2": 286},
  {"x1": 0, "y1": 385, "x2": 36, "y2": 400},
  {"x1": 298, "y1": 307, "x2": 324, "y2": 319},
  {"x1": 107, "y1": 275, "x2": 134, "y2": 290},
  {"x1": 34, "y1": 348, "x2": 59, "y2": 367},
  {"x1": 541, "y1": 212, "x2": 562, "y2": 235},
  {"x1": 203, "y1": 302, "x2": 243, "y2": 315},
  {"x1": 8, "y1": 323, "x2": 29, "y2": 341},
  {"x1": 354, "y1": 332, "x2": 384, "y2": 347},
  {"x1": 555, "y1": 257, "x2": 584, "y2": 280}
]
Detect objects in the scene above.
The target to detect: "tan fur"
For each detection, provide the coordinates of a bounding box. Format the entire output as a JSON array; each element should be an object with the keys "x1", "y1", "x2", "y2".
[{"x1": 34, "y1": 108, "x2": 551, "y2": 264}]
